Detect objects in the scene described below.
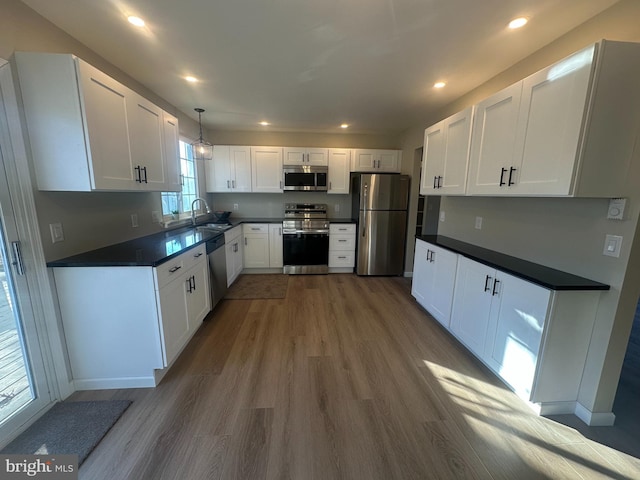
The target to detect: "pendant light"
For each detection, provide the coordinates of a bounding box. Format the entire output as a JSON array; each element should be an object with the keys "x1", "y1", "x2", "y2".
[{"x1": 191, "y1": 108, "x2": 213, "y2": 161}]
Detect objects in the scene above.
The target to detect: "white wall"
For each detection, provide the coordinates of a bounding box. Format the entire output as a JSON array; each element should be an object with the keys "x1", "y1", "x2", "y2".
[{"x1": 399, "y1": 0, "x2": 640, "y2": 415}]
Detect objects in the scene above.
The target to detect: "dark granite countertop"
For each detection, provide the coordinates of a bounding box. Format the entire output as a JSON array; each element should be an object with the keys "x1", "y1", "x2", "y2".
[
  {"x1": 47, "y1": 217, "x2": 286, "y2": 268},
  {"x1": 417, "y1": 235, "x2": 609, "y2": 292}
]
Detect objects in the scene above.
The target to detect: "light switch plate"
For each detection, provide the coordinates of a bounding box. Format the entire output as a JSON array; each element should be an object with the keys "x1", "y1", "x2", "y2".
[
  {"x1": 49, "y1": 222, "x2": 64, "y2": 243},
  {"x1": 439, "y1": 211, "x2": 445, "y2": 222},
  {"x1": 603, "y1": 234, "x2": 623, "y2": 258},
  {"x1": 475, "y1": 216, "x2": 483, "y2": 229}
]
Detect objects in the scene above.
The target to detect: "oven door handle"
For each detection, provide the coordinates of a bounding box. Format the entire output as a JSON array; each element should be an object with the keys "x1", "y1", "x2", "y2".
[{"x1": 283, "y1": 229, "x2": 329, "y2": 235}]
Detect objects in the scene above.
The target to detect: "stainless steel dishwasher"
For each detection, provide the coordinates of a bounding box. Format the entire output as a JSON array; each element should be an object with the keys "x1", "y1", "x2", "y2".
[{"x1": 206, "y1": 234, "x2": 228, "y2": 309}]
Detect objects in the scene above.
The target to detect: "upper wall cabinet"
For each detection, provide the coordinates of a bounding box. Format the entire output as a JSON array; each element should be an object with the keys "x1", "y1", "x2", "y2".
[
  {"x1": 206, "y1": 145, "x2": 252, "y2": 193},
  {"x1": 327, "y1": 148, "x2": 351, "y2": 194},
  {"x1": 283, "y1": 147, "x2": 328, "y2": 166},
  {"x1": 351, "y1": 149, "x2": 401, "y2": 172},
  {"x1": 251, "y1": 146, "x2": 283, "y2": 193},
  {"x1": 467, "y1": 40, "x2": 640, "y2": 197},
  {"x1": 420, "y1": 107, "x2": 473, "y2": 195},
  {"x1": 14, "y1": 52, "x2": 180, "y2": 192}
]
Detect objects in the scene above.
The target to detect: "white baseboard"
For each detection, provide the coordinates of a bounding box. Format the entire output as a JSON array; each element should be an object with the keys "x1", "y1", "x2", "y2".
[
  {"x1": 404, "y1": 271, "x2": 413, "y2": 278},
  {"x1": 73, "y1": 376, "x2": 157, "y2": 390},
  {"x1": 574, "y1": 402, "x2": 616, "y2": 426},
  {"x1": 536, "y1": 401, "x2": 576, "y2": 416}
]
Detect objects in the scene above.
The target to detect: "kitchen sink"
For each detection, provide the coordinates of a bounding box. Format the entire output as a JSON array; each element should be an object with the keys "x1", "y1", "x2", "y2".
[{"x1": 196, "y1": 223, "x2": 234, "y2": 233}]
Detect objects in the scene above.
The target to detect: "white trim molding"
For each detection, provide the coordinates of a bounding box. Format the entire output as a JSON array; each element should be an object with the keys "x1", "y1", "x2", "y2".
[{"x1": 575, "y1": 402, "x2": 616, "y2": 426}]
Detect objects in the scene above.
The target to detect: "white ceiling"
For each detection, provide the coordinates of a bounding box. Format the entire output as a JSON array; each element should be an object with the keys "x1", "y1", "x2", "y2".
[{"x1": 20, "y1": 0, "x2": 620, "y2": 135}]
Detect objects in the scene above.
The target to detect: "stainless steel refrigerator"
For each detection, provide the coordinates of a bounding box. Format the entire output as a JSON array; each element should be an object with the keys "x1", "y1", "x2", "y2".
[{"x1": 351, "y1": 173, "x2": 410, "y2": 275}]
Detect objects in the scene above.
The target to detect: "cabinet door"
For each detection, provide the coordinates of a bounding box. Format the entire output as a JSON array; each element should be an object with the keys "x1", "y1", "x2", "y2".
[
  {"x1": 441, "y1": 107, "x2": 473, "y2": 195},
  {"x1": 512, "y1": 47, "x2": 594, "y2": 196},
  {"x1": 186, "y1": 262, "x2": 211, "y2": 335},
  {"x1": 426, "y1": 245, "x2": 458, "y2": 328},
  {"x1": 484, "y1": 272, "x2": 550, "y2": 399},
  {"x1": 234, "y1": 238, "x2": 244, "y2": 279},
  {"x1": 230, "y1": 146, "x2": 252, "y2": 192},
  {"x1": 376, "y1": 150, "x2": 401, "y2": 172},
  {"x1": 207, "y1": 145, "x2": 232, "y2": 192},
  {"x1": 351, "y1": 150, "x2": 376, "y2": 171},
  {"x1": 283, "y1": 147, "x2": 306, "y2": 165},
  {"x1": 128, "y1": 93, "x2": 166, "y2": 190},
  {"x1": 328, "y1": 148, "x2": 351, "y2": 194},
  {"x1": 243, "y1": 233, "x2": 270, "y2": 268},
  {"x1": 411, "y1": 240, "x2": 430, "y2": 306},
  {"x1": 77, "y1": 59, "x2": 136, "y2": 190},
  {"x1": 225, "y1": 241, "x2": 236, "y2": 286},
  {"x1": 420, "y1": 122, "x2": 446, "y2": 195},
  {"x1": 307, "y1": 148, "x2": 329, "y2": 166},
  {"x1": 157, "y1": 276, "x2": 189, "y2": 366},
  {"x1": 450, "y1": 257, "x2": 494, "y2": 357},
  {"x1": 269, "y1": 224, "x2": 283, "y2": 268},
  {"x1": 467, "y1": 82, "x2": 522, "y2": 195},
  {"x1": 251, "y1": 146, "x2": 283, "y2": 193},
  {"x1": 162, "y1": 111, "x2": 181, "y2": 192}
]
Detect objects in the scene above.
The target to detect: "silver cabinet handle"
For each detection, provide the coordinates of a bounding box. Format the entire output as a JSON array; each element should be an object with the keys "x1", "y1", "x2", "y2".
[
  {"x1": 232, "y1": 180, "x2": 236, "y2": 188},
  {"x1": 194, "y1": 252, "x2": 203, "y2": 258},
  {"x1": 338, "y1": 256, "x2": 347, "y2": 259},
  {"x1": 11, "y1": 241, "x2": 25, "y2": 276},
  {"x1": 338, "y1": 239, "x2": 347, "y2": 242},
  {"x1": 251, "y1": 227, "x2": 260, "y2": 231},
  {"x1": 244, "y1": 238, "x2": 247, "y2": 246},
  {"x1": 227, "y1": 180, "x2": 230, "y2": 188}
]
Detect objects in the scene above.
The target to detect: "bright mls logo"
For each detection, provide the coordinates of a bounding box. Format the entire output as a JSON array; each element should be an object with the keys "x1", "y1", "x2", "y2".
[{"x1": 0, "y1": 455, "x2": 77, "y2": 479}]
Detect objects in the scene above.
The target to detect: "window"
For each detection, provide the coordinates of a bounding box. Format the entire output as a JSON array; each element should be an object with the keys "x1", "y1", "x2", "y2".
[{"x1": 161, "y1": 140, "x2": 198, "y2": 217}]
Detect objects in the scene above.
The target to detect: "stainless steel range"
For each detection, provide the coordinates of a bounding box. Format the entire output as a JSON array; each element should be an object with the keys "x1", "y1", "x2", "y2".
[{"x1": 282, "y1": 203, "x2": 329, "y2": 274}]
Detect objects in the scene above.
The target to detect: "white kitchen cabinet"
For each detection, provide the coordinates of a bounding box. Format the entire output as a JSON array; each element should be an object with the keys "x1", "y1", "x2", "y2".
[
  {"x1": 483, "y1": 271, "x2": 550, "y2": 399},
  {"x1": 351, "y1": 149, "x2": 401, "y2": 172},
  {"x1": 224, "y1": 226, "x2": 243, "y2": 286},
  {"x1": 466, "y1": 82, "x2": 522, "y2": 195},
  {"x1": 283, "y1": 147, "x2": 328, "y2": 166},
  {"x1": 449, "y1": 257, "x2": 496, "y2": 357},
  {"x1": 206, "y1": 145, "x2": 252, "y2": 193},
  {"x1": 467, "y1": 40, "x2": 640, "y2": 197},
  {"x1": 251, "y1": 146, "x2": 283, "y2": 193},
  {"x1": 14, "y1": 52, "x2": 180, "y2": 192},
  {"x1": 243, "y1": 224, "x2": 270, "y2": 268},
  {"x1": 420, "y1": 107, "x2": 473, "y2": 195},
  {"x1": 327, "y1": 149, "x2": 351, "y2": 194},
  {"x1": 52, "y1": 245, "x2": 209, "y2": 389},
  {"x1": 269, "y1": 224, "x2": 284, "y2": 268},
  {"x1": 411, "y1": 239, "x2": 458, "y2": 328},
  {"x1": 329, "y1": 223, "x2": 356, "y2": 272},
  {"x1": 162, "y1": 111, "x2": 182, "y2": 192}
]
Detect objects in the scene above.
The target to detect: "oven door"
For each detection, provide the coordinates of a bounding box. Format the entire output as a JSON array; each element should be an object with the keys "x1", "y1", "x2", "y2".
[{"x1": 283, "y1": 231, "x2": 329, "y2": 274}]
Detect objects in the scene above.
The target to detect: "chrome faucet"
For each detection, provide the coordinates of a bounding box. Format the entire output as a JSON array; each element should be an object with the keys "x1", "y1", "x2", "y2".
[{"x1": 191, "y1": 197, "x2": 211, "y2": 226}]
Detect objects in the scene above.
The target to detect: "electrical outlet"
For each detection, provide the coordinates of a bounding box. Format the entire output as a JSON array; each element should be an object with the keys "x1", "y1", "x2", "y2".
[
  {"x1": 233, "y1": 203, "x2": 239, "y2": 211},
  {"x1": 439, "y1": 211, "x2": 445, "y2": 222},
  {"x1": 151, "y1": 211, "x2": 162, "y2": 223},
  {"x1": 475, "y1": 216, "x2": 483, "y2": 229},
  {"x1": 49, "y1": 222, "x2": 64, "y2": 243},
  {"x1": 131, "y1": 213, "x2": 138, "y2": 228}
]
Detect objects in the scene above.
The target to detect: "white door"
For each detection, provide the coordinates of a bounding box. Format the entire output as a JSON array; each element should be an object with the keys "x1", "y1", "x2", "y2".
[
  {"x1": 230, "y1": 146, "x2": 252, "y2": 192},
  {"x1": 376, "y1": 150, "x2": 400, "y2": 172},
  {"x1": 0, "y1": 127, "x2": 51, "y2": 445},
  {"x1": 328, "y1": 149, "x2": 351, "y2": 194},
  {"x1": 243, "y1": 233, "x2": 270, "y2": 268},
  {"x1": 421, "y1": 122, "x2": 445, "y2": 194},
  {"x1": 441, "y1": 107, "x2": 473, "y2": 194},
  {"x1": 467, "y1": 82, "x2": 522, "y2": 195},
  {"x1": 128, "y1": 93, "x2": 166, "y2": 190},
  {"x1": 426, "y1": 246, "x2": 458, "y2": 328},
  {"x1": 162, "y1": 111, "x2": 181, "y2": 192},
  {"x1": 269, "y1": 224, "x2": 283, "y2": 268},
  {"x1": 251, "y1": 147, "x2": 283, "y2": 193},
  {"x1": 411, "y1": 240, "x2": 430, "y2": 306}
]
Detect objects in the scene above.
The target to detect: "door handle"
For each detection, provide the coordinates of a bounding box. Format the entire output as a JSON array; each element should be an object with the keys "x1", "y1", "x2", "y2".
[
  {"x1": 484, "y1": 275, "x2": 493, "y2": 292},
  {"x1": 492, "y1": 279, "x2": 500, "y2": 296},
  {"x1": 499, "y1": 168, "x2": 507, "y2": 186},
  {"x1": 11, "y1": 241, "x2": 25, "y2": 276},
  {"x1": 169, "y1": 265, "x2": 182, "y2": 273},
  {"x1": 141, "y1": 166, "x2": 148, "y2": 183},
  {"x1": 227, "y1": 180, "x2": 230, "y2": 189},
  {"x1": 508, "y1": 167, "x2": 517, "y2": 186},
  {"x1": 134, "y1": 165, "x2": 141, "y2": 183},
  {"x1": 437, "y1": 176, "x2": 443, "y2": 189},
  {"x1": 433, "y1": 176, "x2": 437, "y2": 189},
  {"x1": 232, "y1": 180, "x2": 236, "y2": 188},
  {"x1": 245, "y1": 238, "x2": 248, "y2": 246}
]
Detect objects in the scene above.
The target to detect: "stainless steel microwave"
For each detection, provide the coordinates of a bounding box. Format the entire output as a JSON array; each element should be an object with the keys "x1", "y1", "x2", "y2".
[{"x1": 283, "y1": 165, "x2": 328, "y2": 191}]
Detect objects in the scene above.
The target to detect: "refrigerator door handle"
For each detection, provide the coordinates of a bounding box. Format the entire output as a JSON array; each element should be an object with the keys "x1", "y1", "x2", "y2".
[{"x1": 362, "y1": 214, "x2": 366, "y2": 237}]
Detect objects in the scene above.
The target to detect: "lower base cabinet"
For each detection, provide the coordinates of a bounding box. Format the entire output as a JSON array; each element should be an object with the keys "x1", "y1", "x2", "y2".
[
  {"x1": 53, "y1": 245, "x2": 210, "y2": 389},
  {"x1": 329, "y1": 223, "x2": 356, "y2": 272},
  {"x1": 413, "y1": 241, "x2": 601, "y2": 413},
  {"x1": 225, "y1": 226, "x2": 243, "y2": 286}
]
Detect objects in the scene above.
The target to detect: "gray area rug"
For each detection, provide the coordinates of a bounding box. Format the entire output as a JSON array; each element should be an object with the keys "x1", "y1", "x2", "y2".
[{"x1": 1, "y1": 400, "x2": 131, "y2": 465}]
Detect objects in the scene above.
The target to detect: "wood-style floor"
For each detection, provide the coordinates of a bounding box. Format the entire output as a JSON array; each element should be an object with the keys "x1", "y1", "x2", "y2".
[{"x1": 74, "y1": 274, "x2": 640, "y2": 479}]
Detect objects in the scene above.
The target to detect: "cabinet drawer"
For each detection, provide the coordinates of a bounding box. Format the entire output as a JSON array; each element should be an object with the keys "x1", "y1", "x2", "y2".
[
  {"x1": 329, "y1": 252, "x2": 355, "y2": 268},
  {"x1": 224, "y1": 225, "x2": 242, "y2": 242},
  {"x1": 243, "y1": 223, "x2": 269, "y2": 234},
  {"x1": 330, "y1": 235, "x2": 355, "y2": 251},
  {"x1": 330, "y1": 223, "x2": 356, "y2": 234},
  {"x1": 155, "y1": 245, "x2": 206, "y2": 289}
]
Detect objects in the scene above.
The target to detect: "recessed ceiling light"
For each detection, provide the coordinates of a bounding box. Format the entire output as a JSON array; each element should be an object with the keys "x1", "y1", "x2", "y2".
[
  {"x1": 184, "y1": 76, "x2": 198, "y2": 83},
  {"x1": 127, "y1": 16, "x2": 145, "y2": 27},
  {"x1": 259, "y1": 121, "x2": 270, "y2": 126},
  {"x1": 508, "y1": 17, "x2": 528, "y2": 29},
  {"x1": 340, "y1": 124, "x2": 349, "y2": 129},
  {"x1": 433, "y1": 82, "x2": 446, "y2": 89}
]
